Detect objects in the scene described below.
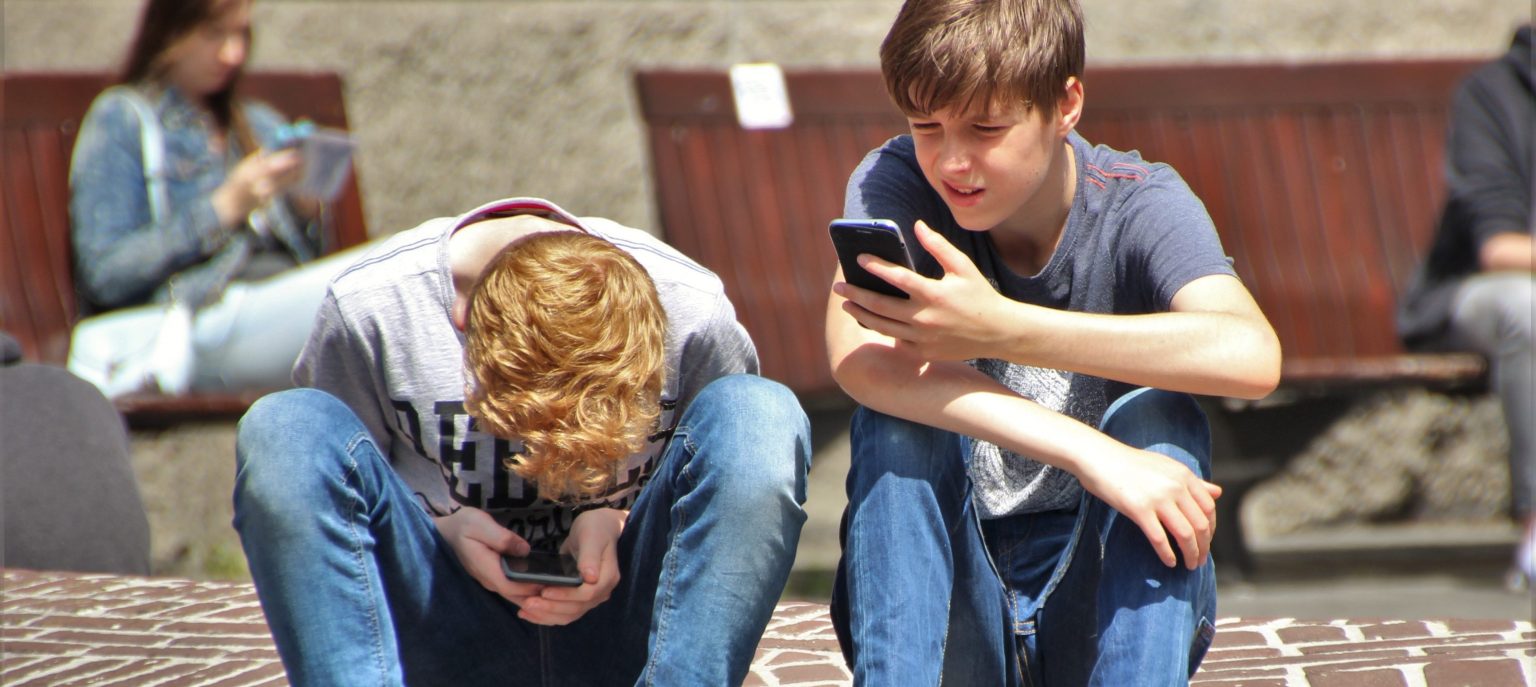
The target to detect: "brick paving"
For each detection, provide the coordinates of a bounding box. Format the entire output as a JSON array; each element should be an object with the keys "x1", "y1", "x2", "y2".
[{"x1": 4, "y1": 568, "x2": 1532, "y2": 686}]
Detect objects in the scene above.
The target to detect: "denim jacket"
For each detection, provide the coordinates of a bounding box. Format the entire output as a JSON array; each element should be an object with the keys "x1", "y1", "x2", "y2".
[{"x1": 69, "y1": 83, "x2": 320, "y2": 313}]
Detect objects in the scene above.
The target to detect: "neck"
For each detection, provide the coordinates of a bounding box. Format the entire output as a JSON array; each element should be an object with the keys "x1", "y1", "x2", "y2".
[
  {"x1": 448, "y1": 214, "x2": 576, "y2": 327},
  {"x1": 991, "y1": 140, "x2": 1076, "y2": 272}
]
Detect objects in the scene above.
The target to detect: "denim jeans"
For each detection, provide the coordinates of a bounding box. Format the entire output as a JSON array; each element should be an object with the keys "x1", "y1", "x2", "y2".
[
  {"x1": 233, "y1": 374, "x2": 811, "y2": 686},
  {"x1": 831, "y1": 388, "x2": 1217, "y2": 686}
]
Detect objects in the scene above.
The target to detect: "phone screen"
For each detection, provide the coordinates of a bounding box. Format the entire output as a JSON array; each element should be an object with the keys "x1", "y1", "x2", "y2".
[
  {"x1": 829, "y1": 218, "x2": 916, "y2": 299},
  {"x1": 501, "y1": 551, "x2": 582, "y2": 587}
]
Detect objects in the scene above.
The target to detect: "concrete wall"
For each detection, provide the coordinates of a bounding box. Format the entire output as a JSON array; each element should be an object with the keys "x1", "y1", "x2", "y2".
[{"x1": 4, "y1": 0, "x2": 1528, "y2": 237}]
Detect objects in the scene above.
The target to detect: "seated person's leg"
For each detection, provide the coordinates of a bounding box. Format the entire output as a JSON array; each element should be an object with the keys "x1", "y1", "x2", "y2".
[
  {"x1": 830, "y1": 407, "x2": 1010, "y2": 686},
  {"x1": 193, "y1": 244, "x2": 372, "y2": 392},
  {"x1": 234, "y1": 388, "x2": 534, "y2": 687},
  {"x1": 561, "y1": 373, "x2": 810, "y2": 685},
  {"x1": 65, "y1": 304, "x2": 167, "y2": 397},
  {"x1": 1446, "y1": 272, "x2": 1535, "y2": 578},
  {"x1": 1035, "y1": 387, "x2": 1216, "y2": 686}
]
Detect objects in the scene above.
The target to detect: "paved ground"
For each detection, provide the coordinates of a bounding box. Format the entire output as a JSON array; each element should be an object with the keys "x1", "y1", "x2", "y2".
[
  {"x1": 15, "y1": 400, "x2": 1524, "y2": 684},
  {"x1": 3, "y1": 568, "x2": 1533, "y2": 686}
]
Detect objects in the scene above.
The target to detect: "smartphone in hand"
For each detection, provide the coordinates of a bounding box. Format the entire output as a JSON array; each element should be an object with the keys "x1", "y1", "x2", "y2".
[
  {"x1": 829, "y1": 218, "x2": 917, "y2": 299},
  {"x1": 501, "y1": 551, "x2": 582, "y2": 587}
]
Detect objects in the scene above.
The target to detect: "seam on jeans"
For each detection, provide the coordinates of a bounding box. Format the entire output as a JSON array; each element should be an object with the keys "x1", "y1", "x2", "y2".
[
  {"x1": 988, "y1": 521, "x2": 1031, "y2": 636},
  {"x1": 340, "y1": 445, "x2": 390, "y2": 684},
  {"x1": 980, "y1": 514, "x2": 1033, "y2": 687},
  {"x1": 934, "y1": 479, "x2": 979, "y2": 684},
  {"x1": 1029, "y1": 492, "x2": 1089, "y2": 622},
  {"x1": 640, "y1": 426, "x2": 694, "y2": 684}
]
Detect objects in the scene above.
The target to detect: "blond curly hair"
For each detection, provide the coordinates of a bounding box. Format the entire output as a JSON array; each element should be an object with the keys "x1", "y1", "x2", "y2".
[{"x1": 463, "y1": 230, "x2": 667, "y2": 501}]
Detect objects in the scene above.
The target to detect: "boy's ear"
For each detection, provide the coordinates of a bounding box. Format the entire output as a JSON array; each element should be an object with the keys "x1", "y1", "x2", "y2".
[
  {"x1": 1056, "y1": 76, "x2": 1085, "y2": 136},
  {"x1": 451, "y1": 296, "x2": 470, "y2": 332}
]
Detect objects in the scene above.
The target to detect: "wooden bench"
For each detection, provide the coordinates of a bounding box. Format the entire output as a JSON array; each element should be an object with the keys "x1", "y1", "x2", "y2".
[
  {"x1": 635, "y1": 59, "x2": 1489, "y2": 573},
  {"x1": 1, "y1": 71, "x2": 368, "y2": 426}
]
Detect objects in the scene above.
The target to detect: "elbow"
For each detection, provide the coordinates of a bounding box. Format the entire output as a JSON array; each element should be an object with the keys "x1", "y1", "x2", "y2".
[
  {"x1": 75, "y1": 270, "x2": 114, "y2": 310},
  {"x1": 76, "y1": 269, "x2": 135, "y2": 311},
  {"x1": 1229, "y1": 329, "x2": 1282, "y2": 400},
  {"x1": 829, "y1": 348, "x2": 877, "y2": 403},
  {"x1": 828, "y1": 340, "x2": 905, "y2": 410}
]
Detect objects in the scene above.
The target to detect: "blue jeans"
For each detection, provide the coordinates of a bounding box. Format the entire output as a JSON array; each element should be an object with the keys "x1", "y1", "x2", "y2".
[
  {"x1": 233, "y1": 374, "x2": 811, "y2": 686},
  {"x1": 830, "y1": 388, "x2": 1217, "y2": 686}
]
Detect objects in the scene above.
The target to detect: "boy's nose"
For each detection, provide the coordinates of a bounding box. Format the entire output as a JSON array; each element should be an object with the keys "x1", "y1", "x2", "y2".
[{"x1": 938, "y1": 147, "x2": 972, "y2": 175}]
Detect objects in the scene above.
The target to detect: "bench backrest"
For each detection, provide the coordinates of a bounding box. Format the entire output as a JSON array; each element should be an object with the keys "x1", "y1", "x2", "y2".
[
  {"x1": 1, "y1": 71, "x2": 368, "y2": 421},
  {"x1": 636, "y1": 60, "x2": 1486, "y2": 398}
]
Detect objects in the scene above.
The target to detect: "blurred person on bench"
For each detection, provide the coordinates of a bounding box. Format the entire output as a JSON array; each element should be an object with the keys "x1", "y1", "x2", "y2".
[
  {"x1": 824, "y1": 1, "x2": 1281, "y2": 684},
  {"x1": 233, "y1": 197, "x2": 811, "y2": 686},
  {"x1": 1398, "y1": 24, "x2": 1534, "y2": 587},
  {"x1": 67, "y1": 0, "x2": 364, "y2": 399}
]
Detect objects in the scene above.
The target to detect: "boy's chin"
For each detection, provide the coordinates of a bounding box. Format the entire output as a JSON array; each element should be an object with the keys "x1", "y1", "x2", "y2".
[{"x1": 946, "y1": 209, "x2": 1001, "y2": 232}]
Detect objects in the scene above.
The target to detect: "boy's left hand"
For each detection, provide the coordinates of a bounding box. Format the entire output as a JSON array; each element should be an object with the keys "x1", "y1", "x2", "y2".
[
  {"x1": 515, "y1": 508, "x2": 626, "y2": 626},
  {"x1": 835, "y1": 219, "x2": 1010, "y2": 361}
]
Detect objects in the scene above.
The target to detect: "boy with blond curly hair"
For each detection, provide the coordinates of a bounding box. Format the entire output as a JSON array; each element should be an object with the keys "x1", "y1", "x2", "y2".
[
  {"x1": 826, "y1": 0, "x2": 1280, "y2": 684},
  {"x1": 234, "y1": 197, "x2": 811, "y2": 686}
]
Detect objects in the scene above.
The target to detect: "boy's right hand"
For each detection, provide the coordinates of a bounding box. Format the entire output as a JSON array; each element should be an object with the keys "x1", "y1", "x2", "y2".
[
  {"x1": 432, "y1": 507, "x2": 536, "y2": 604},
  {"x1": 835, "y1": 219, "x2": 1012, "y2": 362},
  {"x1": 1076, "y1": 445, "x2": 1222, "y2": 570}
]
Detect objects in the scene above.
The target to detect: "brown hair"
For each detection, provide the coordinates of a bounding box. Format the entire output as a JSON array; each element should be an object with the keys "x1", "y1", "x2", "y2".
[
  {"x1": 880, "y1": 0, "x2": 1084, "y2": 117},
  {"x1": 120, "y1": 0, "x2": 256, "y2": 153},
  {"x1": 464, "y1": 231, "x2": 668, "y2": 501}
]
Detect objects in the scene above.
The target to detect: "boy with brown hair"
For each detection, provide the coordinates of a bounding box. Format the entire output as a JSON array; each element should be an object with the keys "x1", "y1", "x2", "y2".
[
  {"x1": 826, "y1": 1, "x2": 1280, "y2": 684},
  {"x1": 234, "y1": 197, "x2": 811, "y2": 686}
]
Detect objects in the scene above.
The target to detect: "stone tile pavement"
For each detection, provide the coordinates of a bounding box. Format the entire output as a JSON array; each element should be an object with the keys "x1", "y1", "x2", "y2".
[{"x1": 3, "y1": 568, "x2": 1533, "y2": 686}]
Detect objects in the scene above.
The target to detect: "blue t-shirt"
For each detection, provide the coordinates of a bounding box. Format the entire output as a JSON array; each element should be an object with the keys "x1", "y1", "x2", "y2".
[{"x1": 844, "y1": 131, "x2": 1236, "y2": 517}]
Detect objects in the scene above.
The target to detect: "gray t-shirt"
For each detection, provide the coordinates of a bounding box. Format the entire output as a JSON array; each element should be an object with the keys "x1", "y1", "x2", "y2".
[
  {"x1": 845, "y1": 132, "x2": 1236, "y2": 517},
  {"x1": 295, "y1": 198, "x2": 758, "y2": 548}
]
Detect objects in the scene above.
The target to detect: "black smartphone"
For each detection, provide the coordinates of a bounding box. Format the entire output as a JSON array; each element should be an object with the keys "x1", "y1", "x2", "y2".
[
  {"x1": 829, "y1": 218, "x2": 916, "y2": 299},
  {"x1": 500, "y1": 551, "x2": 582, "y2": 587}
]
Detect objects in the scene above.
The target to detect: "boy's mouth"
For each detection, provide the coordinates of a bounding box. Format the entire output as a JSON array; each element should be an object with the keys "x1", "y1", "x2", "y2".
[{"x1": 943, "y1": 180, "x2": 984, "y2": 206}]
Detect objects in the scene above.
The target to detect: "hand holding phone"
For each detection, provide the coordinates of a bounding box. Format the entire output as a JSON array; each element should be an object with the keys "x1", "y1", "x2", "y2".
[
  {"x1": 269, "y1": 119, "x2": 355, "y2": 201},
  {"x1": 829, "y1": 218, "x2": 917, "y2": 299},
  {"x1": 501, "y1": 551, "x2": 582, "y2": 587}
]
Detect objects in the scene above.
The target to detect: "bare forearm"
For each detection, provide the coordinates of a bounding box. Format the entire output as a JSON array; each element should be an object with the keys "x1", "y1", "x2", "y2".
[
  {"x1": 834, "y1": 342, "x2": 1114, "y2": 467},
  {"x1": 992, "y1": 303, "x2": 1280, "y2": 399},
  {"x1": 828, "y1": 297, "x2": 1117, "y2": 474}
]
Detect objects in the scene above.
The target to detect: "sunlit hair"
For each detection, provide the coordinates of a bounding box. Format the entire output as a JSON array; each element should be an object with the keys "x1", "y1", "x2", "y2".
[
  {"x1": 120, "y1": 0, "x2": 256, "y2": 153},
  {"x1": 464, "y1": 230, "x2": 667, "y2": 502},
  {"x1": 880, "y1": 0, "x2": 1084, "y2": 118}
]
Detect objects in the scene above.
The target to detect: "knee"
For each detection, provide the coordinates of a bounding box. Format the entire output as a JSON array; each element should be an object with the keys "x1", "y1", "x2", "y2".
[
  {"x1": 695, "y1": 375, "x2": 809, "y2": 452},
  {"x1": 685, "y1": 374, "x2": 810, "y2": 484},
  {"x1": 235, "y1": 388, "x2": 356, "y2": 500},
  {"x1": 847, "y1": 406, "x2": 962, "y2": 485},
  {"x1": 1500, "y1": 286, "x2": 1534, "y2": 347},
  {"x1": 1100, "y1": 388, "x2": 1210, "y2": 471}
]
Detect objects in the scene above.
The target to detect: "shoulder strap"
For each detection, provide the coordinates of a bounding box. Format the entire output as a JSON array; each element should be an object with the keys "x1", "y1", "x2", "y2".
[{"x1": 114, "y1": 86, "x2": 170, "y2": 227}]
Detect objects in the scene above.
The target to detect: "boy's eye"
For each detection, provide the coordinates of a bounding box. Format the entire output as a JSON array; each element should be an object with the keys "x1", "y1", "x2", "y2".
[
  {"x1": 908, "y1": 121, "x2": 939, "y2": 133},
  {"x1": 972, "y1": 124, "x2": 1009, "y2": 135}
]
